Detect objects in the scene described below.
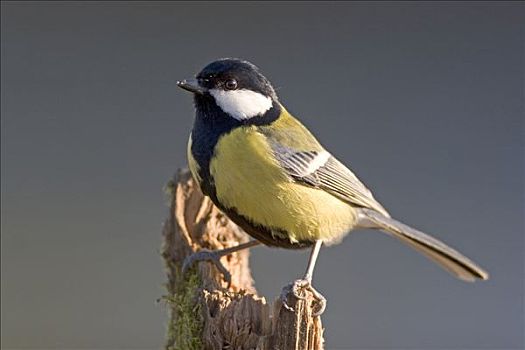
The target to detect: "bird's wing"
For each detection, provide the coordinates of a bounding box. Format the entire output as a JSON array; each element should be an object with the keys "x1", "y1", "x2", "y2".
[
  {"x1": 257, "y1": 106, "x2": 389, "y2": 216},
  {"x1": 271, "y1": 145, "x2": 390, "y2": 217}
]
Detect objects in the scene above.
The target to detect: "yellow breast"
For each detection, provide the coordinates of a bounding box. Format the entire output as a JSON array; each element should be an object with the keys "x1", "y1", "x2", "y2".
[{"x1": 209, "y1": 126, "x2": 358, "y2": 245}]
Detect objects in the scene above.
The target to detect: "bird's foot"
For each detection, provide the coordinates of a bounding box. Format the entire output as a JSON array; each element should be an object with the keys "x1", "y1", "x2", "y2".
[
  {"x1": 280, "y1": 278, "x2": 326, "y2": 316},
  {"x1": 182, "y1": 249, "x2": 232, "y2": 287}
]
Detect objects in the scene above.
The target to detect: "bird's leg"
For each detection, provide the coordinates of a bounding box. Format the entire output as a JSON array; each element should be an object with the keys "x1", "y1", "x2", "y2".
[
  {"x1": 182, "y1": 240, "x2": 261, "y2": 286},
  {"x1": 281, "y1": 240, "x2": 326, "y2": 316}
]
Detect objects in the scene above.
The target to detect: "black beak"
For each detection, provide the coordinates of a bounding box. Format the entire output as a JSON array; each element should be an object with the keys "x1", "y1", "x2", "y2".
[{"x1": 177, "y1": 79, "x2": 207, "y2": 95}]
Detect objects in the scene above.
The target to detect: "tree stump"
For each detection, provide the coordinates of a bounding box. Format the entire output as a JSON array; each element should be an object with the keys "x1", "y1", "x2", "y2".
[{"x1": 161, "y1": 169, "x2": 324, "y2": 350}]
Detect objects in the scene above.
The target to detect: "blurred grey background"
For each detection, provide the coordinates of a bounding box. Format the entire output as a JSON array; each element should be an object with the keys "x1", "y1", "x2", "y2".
[{"x1": 1, "y1": 2, "x2": 523, "y2": 349}]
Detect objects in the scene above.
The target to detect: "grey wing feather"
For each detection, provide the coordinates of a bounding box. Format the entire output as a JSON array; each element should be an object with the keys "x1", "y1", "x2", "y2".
[{"x1": 272, "y1": 145, "x2": 390, "y2": 217}]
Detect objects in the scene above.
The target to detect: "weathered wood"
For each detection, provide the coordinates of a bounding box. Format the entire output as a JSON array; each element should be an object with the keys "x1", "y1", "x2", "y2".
[{"x1": 161, "y1": 169, "x2": 324, "y2": 350}]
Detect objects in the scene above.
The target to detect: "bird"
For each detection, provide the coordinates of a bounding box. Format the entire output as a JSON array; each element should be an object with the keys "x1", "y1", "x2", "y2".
[{"x1": 177, "y1": 58, "x2": 489, "y2": 315}]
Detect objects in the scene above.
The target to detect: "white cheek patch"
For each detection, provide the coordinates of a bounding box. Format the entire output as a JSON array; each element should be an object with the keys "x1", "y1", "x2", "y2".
[{"x1": 209, "y1": 89, "x2": 273, "y2": 120}]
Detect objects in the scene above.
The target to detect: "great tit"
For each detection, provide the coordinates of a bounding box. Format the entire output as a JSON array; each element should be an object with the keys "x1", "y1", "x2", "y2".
[{"x1": 177, "y1": 58, "x2": 488, "y2": 315}]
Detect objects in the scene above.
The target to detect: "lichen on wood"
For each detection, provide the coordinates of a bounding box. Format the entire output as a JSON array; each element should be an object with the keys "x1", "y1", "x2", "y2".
[{"x1": 161, "y1": 169, "x2": 324, "y2": 350}]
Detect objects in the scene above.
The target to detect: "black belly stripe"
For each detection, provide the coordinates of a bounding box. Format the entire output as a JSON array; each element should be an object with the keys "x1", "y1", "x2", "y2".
[{"x1": 218, "y1": 204, "x2": 314, "y2": 249}]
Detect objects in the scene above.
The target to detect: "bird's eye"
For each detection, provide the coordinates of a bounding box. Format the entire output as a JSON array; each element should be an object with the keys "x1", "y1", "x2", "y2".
[{"x1": 224, "y1": 79, "x2": 238, "y2": 90}]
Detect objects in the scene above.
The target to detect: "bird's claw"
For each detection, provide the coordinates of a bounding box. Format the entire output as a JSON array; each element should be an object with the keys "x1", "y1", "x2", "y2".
[
  {"x1": 280, "y1": 279, "x2": 327, "y2": 316},
  {"x1": 182, "y1": 249, "x2": 232, "y2": 287}
]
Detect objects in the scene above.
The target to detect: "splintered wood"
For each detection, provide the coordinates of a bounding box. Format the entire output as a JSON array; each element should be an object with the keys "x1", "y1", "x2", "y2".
[{"x1": 161, "y1": 169, "x2": 324, "y2": 350}]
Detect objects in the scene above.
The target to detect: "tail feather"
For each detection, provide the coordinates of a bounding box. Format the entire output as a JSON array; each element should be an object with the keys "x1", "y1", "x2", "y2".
[{"x1": 358, "y1": 208, "x2": 489, "y2": 282}]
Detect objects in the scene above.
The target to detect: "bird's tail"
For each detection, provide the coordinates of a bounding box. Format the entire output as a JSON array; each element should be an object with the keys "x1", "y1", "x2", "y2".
[{"x1": 357, "y1": 208, "x2": 489, "y2": 282}]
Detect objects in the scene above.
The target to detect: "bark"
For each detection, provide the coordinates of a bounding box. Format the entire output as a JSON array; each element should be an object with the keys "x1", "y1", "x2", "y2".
[{"x1": 161, "y1": 169, "x2": 324, "y2": 350}]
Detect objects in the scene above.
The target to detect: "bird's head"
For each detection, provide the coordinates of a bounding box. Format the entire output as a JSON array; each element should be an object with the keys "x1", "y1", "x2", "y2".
[{"x1": 177, "y1": 58, "x2": 279, "y2": 121}]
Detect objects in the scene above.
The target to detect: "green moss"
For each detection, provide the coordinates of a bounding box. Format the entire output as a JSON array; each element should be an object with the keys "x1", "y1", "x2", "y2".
[{"x1": 165, "y1": 267, "x2": 204, "y2": 350}]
